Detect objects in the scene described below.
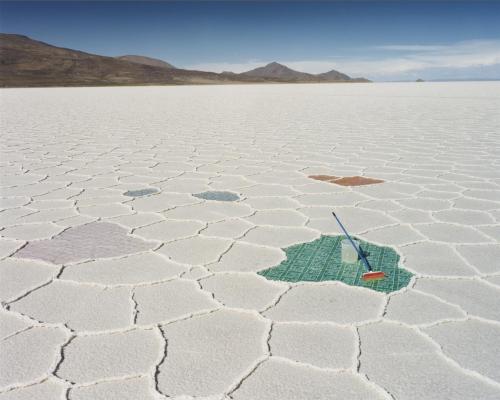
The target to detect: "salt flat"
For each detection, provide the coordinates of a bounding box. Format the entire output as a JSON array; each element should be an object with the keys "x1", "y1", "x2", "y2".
[{"x1": 1, "y1": 82, "x2": 499, "y2": 399}]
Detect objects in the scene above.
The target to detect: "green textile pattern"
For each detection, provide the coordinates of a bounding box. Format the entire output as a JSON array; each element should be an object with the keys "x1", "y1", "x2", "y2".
[{"x1": 258, "y1": 235, "x2": 413, "y2": 293}]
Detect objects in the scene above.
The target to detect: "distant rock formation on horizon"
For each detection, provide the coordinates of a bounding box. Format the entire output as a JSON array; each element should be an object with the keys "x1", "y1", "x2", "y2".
[
  {"x1": 241, "y1": 61, "x2": 315, "y2": 80},
  {"x1": 0, "y1": 34, "x2": 370, "y2": 87},
  {"x1": 241, "y1": 61, "x2": 369, "y2": 83},
  {"x1": 316, "y1": 69, "x2": 350, "y2": 81},
  {"x1": 0, "y1": 33, "x2": 257, "y2": 87}
]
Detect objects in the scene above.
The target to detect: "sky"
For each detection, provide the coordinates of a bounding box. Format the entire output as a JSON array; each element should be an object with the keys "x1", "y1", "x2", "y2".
[{"x1": 1, "y1": 1, "x2": 500, "y2": 81}]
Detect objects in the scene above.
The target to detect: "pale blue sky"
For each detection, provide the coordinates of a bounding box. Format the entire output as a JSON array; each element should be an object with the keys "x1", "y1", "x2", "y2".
[{"x1": 1, "y1": 1, "x2": 500, "y2": 80}]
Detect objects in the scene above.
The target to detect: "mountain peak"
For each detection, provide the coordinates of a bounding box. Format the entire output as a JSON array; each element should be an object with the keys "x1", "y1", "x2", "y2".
[
  {"x1": 239, "y1": 61, "x2": 370, "y2": 82},
  {"x1": 242, "y1": 62, "x2": 313, "y2": 80},
  {"x1": 0, "y1": 33, "x2": 370, "y2": 86},
  {"x1": 316, "y1": 69, "x2": 351, "y2": 81},
  {"x1": 265, "y1": 61, "x2": 284, "y2": 67},
  {"x1": 1, "y1": 33, "x2": 30, "y2": 40},
  {"x1": 116, "y1": 55, "x2": 175, "y2": 69}
]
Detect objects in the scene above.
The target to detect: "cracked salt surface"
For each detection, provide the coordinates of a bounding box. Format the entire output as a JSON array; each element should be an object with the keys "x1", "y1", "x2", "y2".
[{"x1": 1, "y1": 82, "x2": 499, "y2": 399}]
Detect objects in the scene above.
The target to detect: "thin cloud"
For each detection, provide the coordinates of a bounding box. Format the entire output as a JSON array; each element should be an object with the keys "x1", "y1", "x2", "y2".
[
  {"x1": 374, "y1": 45, "x2": 448, "y2": 51},
  {"x1": 361, "y1": 39, "x2": 500, "y2": 78}
]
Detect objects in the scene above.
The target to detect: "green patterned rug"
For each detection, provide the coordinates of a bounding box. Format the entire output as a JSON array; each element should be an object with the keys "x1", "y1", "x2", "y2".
[{"x1": 258, "y1": 235, "x2": 413, "y2": 293}]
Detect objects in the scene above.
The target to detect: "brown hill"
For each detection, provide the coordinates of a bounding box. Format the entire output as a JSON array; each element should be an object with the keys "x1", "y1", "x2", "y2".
[
  {"x1": 241, "y1": 62, "x2": 369, "y2": 82},
  {"x1": 0, "y1": 34, "x2": 257, "y2": 87},
  {"x1": 0, "y1": 33, "x2": 370, "y2": 87},
  {"x1": 316, "y1": 69, "x2": 351, "y2": 81},
  {"x1": 115, "y1": 55, "x2": 175, "y2": 69},
  {"x1": 241, "y1": 62, "x2": 317, "y2": 81}
]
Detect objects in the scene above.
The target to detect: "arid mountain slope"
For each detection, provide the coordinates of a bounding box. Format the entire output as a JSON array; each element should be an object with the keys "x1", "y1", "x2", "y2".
[
  {"x1": 0, "y1": 34, "x2": 252, "y2": 87},
  {"x1": 241, "y1": 62, "x2": 368, "y2": 82},
  {"x1": 241, "y1": 62, "x2": 317, "y2": 80},
  {"x1": 0, "y1": 34, "x2": 369, "y2": 87},
  {"x1": 115, "y1": 55, "x2": 175, "y2": 69}
]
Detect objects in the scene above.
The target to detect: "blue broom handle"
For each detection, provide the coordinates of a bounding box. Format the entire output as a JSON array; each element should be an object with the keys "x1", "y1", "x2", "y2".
[{"x1": 332, "y1": 212, "x2": 373, "y2": 272}]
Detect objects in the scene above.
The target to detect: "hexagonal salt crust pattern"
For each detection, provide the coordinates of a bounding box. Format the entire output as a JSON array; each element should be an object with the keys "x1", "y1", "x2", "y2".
[
  {"x1": 259, "y1": 235, "x2": 413, "y2": 293},
  {"x1": 2, "y1": 84, "x2": 499, "y2": 400}
]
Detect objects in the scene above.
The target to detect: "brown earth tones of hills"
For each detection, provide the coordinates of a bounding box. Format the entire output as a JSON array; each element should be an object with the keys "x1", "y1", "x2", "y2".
[
  {"x1": 241, "y1": 61, "x2": 357, "y2": 82},
  {"x1": 0, "y1": 33, "x2": 369, "y2": 87},
  {"x1": 115, "y1": 55, "x2": 176, "y2": 69}
]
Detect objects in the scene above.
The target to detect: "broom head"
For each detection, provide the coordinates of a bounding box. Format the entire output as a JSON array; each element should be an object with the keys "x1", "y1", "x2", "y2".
[{"x1": 362, "y1": 271, "x2": 386, "y2": 281}]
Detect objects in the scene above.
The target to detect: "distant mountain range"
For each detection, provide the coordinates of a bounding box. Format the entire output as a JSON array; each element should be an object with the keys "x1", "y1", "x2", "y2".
[
  {"x1": 242, "y1": 61, "x2": 354, "y2": 82},
  {"x1": 0, "y1": 33, "x2": 369, "y2": 87}
]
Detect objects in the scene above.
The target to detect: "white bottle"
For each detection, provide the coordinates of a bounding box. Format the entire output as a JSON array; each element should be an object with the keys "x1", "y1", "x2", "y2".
[{"x1": 341, "y1": 239, "x2": 359, "y2": 264}]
